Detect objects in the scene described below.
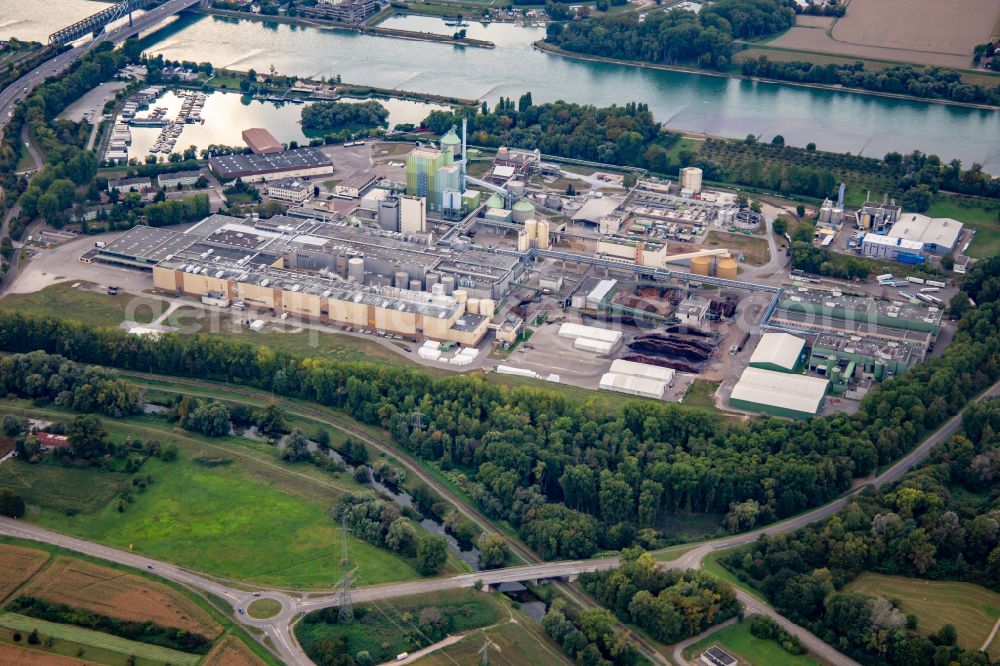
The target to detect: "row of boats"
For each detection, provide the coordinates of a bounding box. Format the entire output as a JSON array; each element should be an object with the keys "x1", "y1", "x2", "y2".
[{"x1": 149, "y1": 91, "x2": 208, "y2": 154}]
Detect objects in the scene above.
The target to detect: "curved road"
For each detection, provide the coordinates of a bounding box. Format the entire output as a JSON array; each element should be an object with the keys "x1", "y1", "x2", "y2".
[{"x1": 1, "y1": 377, "x2": 996, "y2": 665}]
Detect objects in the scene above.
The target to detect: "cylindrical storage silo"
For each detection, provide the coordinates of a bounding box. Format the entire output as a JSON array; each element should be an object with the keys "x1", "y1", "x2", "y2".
[
  {"x1": 512, "y1": 200, "x2": 535, "y2": 224},
  {"x1": 524, "y1": 219, "x2": 537, "y2": 241},
  {"x1": 819, "y1": 206, "x2": 832, "y2": 224},
  {"x1": 536, "y1": 220, "x2": 550, "y2": 249},
  {"x1": 425, "y1": 272, "x2": 439, "y2": 287},
  {"x1": 716, "y1": 257, "x2": 738, "y2": 280},
  {"x1": 832, "y1": 208, "x2": 844, "y2": 225},
  {"x1": 348, "y1": 257, "x2": 364, "y2": 282},
  {"x1": 441, "y1": 275, "x2": 456, "y2": 295},
  {"x1": 480, "y1": 298, "x2": 496, "y2": 318},
  {"x1": 508, "y1": 180, "x2": 525, "y2": 196},
  {"x1": 453, "y1": 289, "x2": 467, "y2": 304},
  {"x1": 409, "y1": 279, "x2": 423, "y2": 292},
  {"x1": 466, "y1": 298, "x2": 480, "y2": 315},
  {"x1": 394, "y1": 271, "x2": 408, "y2": 288},
  {"x1": 690, "y1": 255, "x2": 712, "y2": 276},
  {"x1": 517, "y1": 231, "x2": 530, "y2": 252}
]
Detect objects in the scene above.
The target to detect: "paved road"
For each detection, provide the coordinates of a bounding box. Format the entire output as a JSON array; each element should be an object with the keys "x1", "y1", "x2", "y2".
[{"x1": 2, "y1": 375, "x2": 997, "y2": 665}]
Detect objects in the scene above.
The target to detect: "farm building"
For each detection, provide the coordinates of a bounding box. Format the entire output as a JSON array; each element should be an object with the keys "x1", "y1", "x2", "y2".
[
  {"x1": 730, "y1": 367, "x2": 829, "y2": 419},
  {"x1": 748, "y1": 332, "x2": 806, "y2": 373}
]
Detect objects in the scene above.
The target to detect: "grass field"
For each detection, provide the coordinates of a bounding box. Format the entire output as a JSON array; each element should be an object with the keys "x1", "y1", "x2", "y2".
[
  {"x1": 683, "y1": 618, "x2": 825, "y2": 666},
  {"x1": 682, "y1": 379, "x2": 719, "y2": 409},
  {"x1": 19, "y1": 556, "x2": 222, "y2": 638},
  {"x1": 845, "y1": 572, "x2": 1000, "y2": 655},
  {"x1": 0, "y1": 544, "x2": 50, "y2": 601},
  {"x1": 0, "y1": 404, "x2": 425, "y2": 588},
  {"x1": 0, "y1": 283, "x2": 163, "y2": 328},
  {"x1": 202, "y1": 634, "x2": 267, "y2": 666},
  {"x1": 296, "y1": 589, "x2": 507, "y2": 664},
  {"x1": 0, "y1": 640, "x2": 92, "y2": 665},
  {"x1": 413, "y1": 614, "x2": 572, "y2": 666},
  {"x1": 0, "y1": 462, "x2": 131, "y2": 515},
  {"x1": 705, "y1": 231, "x2": 770, "y2": 266},
  {"x1": 0, "y1": 612, "x2": 201, "y2": 666},
  {"x1": 246, "y1": 599, "x2": 282, "y2": 620}
]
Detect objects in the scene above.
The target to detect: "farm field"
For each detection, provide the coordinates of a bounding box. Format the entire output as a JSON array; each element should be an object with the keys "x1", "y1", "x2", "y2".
[
  {"x1": 704, "y1": 231, "x2": 770, "y2": 266},
  {"x1": 413, "y1": 615, "x2": 572, "y2": 666},
  {"x1": 683, "y1": 618, "x2": 826, "y2": 665},
  {"x1": 845, "y1": 572, "x2": 1000, "y2": 655},
  {"x1": 0, "y1": 404, "x2": 428, "y2": 588},
  {"x1": 763, "y1": 0, "x2": 999, "y2": 68},
  {"x1": 202, "y1": 635, "x2": 267, "y2": 666},
  {"x1": 0, "y1": 612, "x2": 201, "y2": 666},
  {"x1": 0, "y1": 641, "x2": 91, "y2": 665},
  {"x1": 296, "y1": 589, "x2": 508, "y2": 664},
  {"x1": 18, "y1": 556, "x2": 223, "y2": 638},
  {"x1": 0, "y1": 543, "x2": 50, "y2": 600}
]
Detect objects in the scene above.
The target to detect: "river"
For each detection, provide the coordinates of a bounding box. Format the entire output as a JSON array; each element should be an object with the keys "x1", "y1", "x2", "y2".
[
  {"x1": 0, "y1": 0, "x2": 114, "y2": 43},
  {"x1": 131, "y1": 12, "x2": 1000, "y2": 172}
]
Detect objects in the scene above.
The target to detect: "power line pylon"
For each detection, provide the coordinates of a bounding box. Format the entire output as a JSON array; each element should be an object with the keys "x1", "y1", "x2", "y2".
[
  {"x1": 477, "y1": 639, "x2": 491, "y2": 666},
  {"x1": 337, "y1": 568, "x2": 357, "y2": 624}
]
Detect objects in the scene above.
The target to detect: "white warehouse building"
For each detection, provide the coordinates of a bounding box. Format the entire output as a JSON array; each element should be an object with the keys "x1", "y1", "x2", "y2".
[{"x1": 887, "y1": 214, "x2": 963, "y2": 254}]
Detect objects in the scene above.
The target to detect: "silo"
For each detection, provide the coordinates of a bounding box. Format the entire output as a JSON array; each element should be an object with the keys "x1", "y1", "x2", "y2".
[
  {"x1": 716, "y1": 257, "x2": 738, "y2": 280},
  {"x1": 874, "y1": 362, "x2": 886, "y2": 381},
  {"x1": 394, "y1": 271, "x2": 409, "y2": 288},
  {"x1": 512, "y1": 199, "x2": 536, "y2": 224},
  {"x1": 425, "y1": 272, "x2": 439, "y2": 287},
  {"x1": 348, "y1": 257, "x2": 364, "y2": 282},
  {"x1": 517, "y1": 231, "x2": 530, "y2": 252},
  {"x1": 536, "y1": 220, "x2": 550, "y2": 249},
  {"x1": 441, "y1": 275, "x2": 456, "y2": 295},
  {"x1": 508, "y1": 180, "x2": 526, "y2": 196},
  {"x1": 466, "y1": 298, "x2": 480, "y2": 315},
  {"x1": 832, "y1": 208, "x2": 844, "y2": 225},
  {"x1": 545, "y1": 194, "x2": 563, "y2": 210},
  {"x1": 524, "y1": 219, "x2": 538, "y2": 241},
  {"x1": 690, "y1": 255, "x2": 712, "y2": 276},
  {"x1": 819, "y1": 205, "x2": 833, "y2": 224},
  {"x1": 480, "y1": 299, "x2": 496, "y2": 318},
  {"x1": 453, "y1": 289, "x2": 468, "y2": 304},
  {"x1": 409, "y1": 279, "x2": 423, "y2": 292}
]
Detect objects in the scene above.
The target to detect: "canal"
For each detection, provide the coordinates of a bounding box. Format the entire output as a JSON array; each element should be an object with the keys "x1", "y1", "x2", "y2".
[{"x1": 131, "y1": 12, "x2": 1000, "y2": 172}]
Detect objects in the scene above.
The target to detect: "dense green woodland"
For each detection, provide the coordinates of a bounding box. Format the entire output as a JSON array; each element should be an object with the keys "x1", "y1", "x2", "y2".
[
  {"x1": 301, "y1": 100, "x2": 389, "y2": 132},
  {"x1": 3, "y1": 256, "x2": 1000, "y2": 558},
  {"x1": 742, "y1": 57, "x2": 1000, "y2": 107},
  {"x1": 544, "y1": 0, "x2": 796, "y2": 70}
]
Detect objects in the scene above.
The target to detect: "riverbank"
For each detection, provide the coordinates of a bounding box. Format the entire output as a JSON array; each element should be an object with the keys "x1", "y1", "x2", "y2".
[
  {"x1": 191, "y1": 6, "x2": 495, "y2": 48},
  {"x1": 534, "y1": 40, "x2": 1000, "y2": 112}
]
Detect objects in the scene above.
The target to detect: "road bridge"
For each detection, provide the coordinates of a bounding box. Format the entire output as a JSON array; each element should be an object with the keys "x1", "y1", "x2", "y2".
[{"x1": 50, "y1": 0, "x2": 165, "y2": 45}]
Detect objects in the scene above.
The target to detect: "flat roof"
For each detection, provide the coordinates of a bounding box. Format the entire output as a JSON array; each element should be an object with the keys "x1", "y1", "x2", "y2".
[
  {"x1": 572, "y1": 197, "x2": 622, "y2": 224},
  {"x1": 862, "y1": 233, "x2": 924, "y2": 251},
  {"x1": 731, "y1": 367, "x2": 828, "y2": 416},
  {"x1": 99, "y1": 226, "x2": 195, "y2": 262},
  {"x1": 209, "y1": 147, "x2": 331, "y2": 178},
  {"x1": 750, "y1": 332, "x2": 805, "y2": 371}
]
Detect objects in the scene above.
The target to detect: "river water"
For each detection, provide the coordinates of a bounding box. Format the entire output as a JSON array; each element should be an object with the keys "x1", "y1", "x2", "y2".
[
  {"x1": 131, "y1": 12, "x2": 1000, "y2": 172},
  {"x1": 0, "y1": 0, "x2": 114, "y2": 43}
]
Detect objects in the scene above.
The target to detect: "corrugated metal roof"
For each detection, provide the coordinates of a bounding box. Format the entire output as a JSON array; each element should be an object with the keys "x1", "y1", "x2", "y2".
[
  {"x1": 749, "y1": 332, "x2": 805, "y2": 371},
  {"x1": 731, "y1": 367, "x2": 828, "y2": 415}
]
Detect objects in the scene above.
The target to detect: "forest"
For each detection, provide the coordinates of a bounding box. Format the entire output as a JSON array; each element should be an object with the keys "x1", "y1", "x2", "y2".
[
  {"x1": 2, "y1": 255, "x2": 1000, "y2": 559},
  {"x1": 301, "y1": 100, "x2": 389, "y2": 132},
  {"x1": 741, "y1": 57, "x2": 1000, "y2": 108},
  {"x1": 544, "y1": 0, "x2": 796, "y2": 70},
  {"x1": 580, "y1": 549, "x2": 739, "y2": 644}
]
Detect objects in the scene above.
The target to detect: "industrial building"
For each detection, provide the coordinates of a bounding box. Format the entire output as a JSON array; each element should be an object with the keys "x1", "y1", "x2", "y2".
[
  {"x1": 887, "y1": 214, "x2": 963, "y2": 254},
  {"x1": 263, "y1": 179, "x2": 312, "y2": 203},
  {"x1": 406, "y1": 130, "x2": 462, "y2": 213},
  {"x1": 730, "y1": 367, "x2": 829, "y2": 419},
  {"x1": 855, "y1": 200, "x2": 901, "y2": 234},
  {"x1": 748, "y1": 332, "x2": 805, "y2": 373},
  {"x1": 679, "y1": 166, "x2": 703, "y2": 196},
  {"x1": 860, "y1": 233, "x2": 925, "y2": 264},
  {"x1": 301, "y1": 0, "x2": 379, "y2": 23},
  {"x1": 209, "y1": 147, "x2": 333, "y2": 182},
  {"x1": 807, "y1": 332, "x2": 919, "y2": 386},
  {"x1": 766, "y1": 288, "x2": 941, "y2": 345},
  {"x1": 241, "y1": 127, "x2": 284, "y2": 155},
  {"x1": 375, "y1": 194, "x2": 427, "y2": 234},
  {"x1": 335, "y1": 172, "x2": 380, "y2": 198}
]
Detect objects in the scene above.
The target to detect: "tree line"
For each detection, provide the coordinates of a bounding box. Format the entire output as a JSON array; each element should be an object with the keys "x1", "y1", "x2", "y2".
[
  {"x1": 545, "y1": 0, "x2": 795, "y2": 70},
  {"x1": 742, "y1": 57, "x2": 1000, "y2": 108}
]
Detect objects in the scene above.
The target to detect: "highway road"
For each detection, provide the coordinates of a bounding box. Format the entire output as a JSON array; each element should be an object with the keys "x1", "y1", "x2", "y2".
[{"x1": 3, "y1": 375, "x2": 999, "y2": 665}]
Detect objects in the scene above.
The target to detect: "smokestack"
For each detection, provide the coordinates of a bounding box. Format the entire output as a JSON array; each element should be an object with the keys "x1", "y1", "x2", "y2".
[{"x1": 461, "y1": 117, "x2": 467, "y2": 193}]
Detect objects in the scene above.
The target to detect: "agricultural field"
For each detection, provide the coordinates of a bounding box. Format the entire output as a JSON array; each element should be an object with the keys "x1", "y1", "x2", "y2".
[
  {"x1": 845, "y1": 572, "x2": 1000, "y2": 655},
  {"x1": 0, "y1": 404, "x2": 428, "y2": 588},
  {"x1": 0, "y1": 612, "x2": 201, "y2": 666},
  {"x1": 763, "y1": 0, "x2": 998, "y2": 68},
  {"x1": 705, "y1": 231, "x2": 770, "y2": 266},
  {"x1": 0, "y1": 544, "x2": 50, "y2": 600},
  {"x1": 18, "y1": 557, "x2": 222, "y2": 638},
  {"x1": 683, "y1": 618, "x2": 826, "y2": 665},
  {"x1": 202, "y1": 635, "x2": 267, "y2": 666},
  {"x1": 413, "y1": 616, "x2": 572, "y2": 666},
  {"x1": 296, "y1": 589, "x2": 508, "y2": 664},
  {"x1": 0, "y1": 641, "x2": 92, "y2": 665}
]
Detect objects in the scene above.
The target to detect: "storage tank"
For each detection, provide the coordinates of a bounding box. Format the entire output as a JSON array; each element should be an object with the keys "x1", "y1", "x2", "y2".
[
  {"x1": 480, "y1": 299, "x2": 496, "y2": 318},
  {"x1": 466, "y1": 298, "x2": 480, "y2": 315},
  {"x1": 394, "y1": 271, "x2": 409, "y2": 288},
  {"x1": 690, "y1": 255, "x2": 712, "y2": 276},
  {"x1": 517, "y1": 231, "x2": 530, "y2": 252},
  {"x1": 524, "y1": 219, "x2": 537, "y2": 241},
  {"x1": 409, "y1": 279, "x2": 423, "y2": 292},
  {"x1": 545, "y1": 194, "x2": 563, "y2": 210},
  {"x1": 832, "y1": 207, "x2": 845, "y2": 225},
  {"x1": 441, "y1": 275, "x2": 456, "y2": 295},
  {"x1": 425, "y1": 272, "x2": 439, "y2": 287},
  {"x1": 874, "y1": 362, "x2": 886, "y2": 381},
  {"x1": 716, "y1": 256, "x2": 738, "y2": 280},
  {"x1": 512, "y1": 199, "x2": 536, "y2": 224},
  {"x1": 453, "y1": 289, "x2": 468, "y2": 304},
  {"x1": 537, "y1": 220, "x2": 550, "y2": 249},
  {"x1": 819, "y1": 205, "x2": 833, "y2": 224},
  {"x1": 508, "y1": 180, "x2": 526, "y2": 196},
  {"x1": 348, "y1": 257, "x2": 364, "y2": 282},
  {"x1": 485, "y1": 193, "x2": 505, "y2": 209}
]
